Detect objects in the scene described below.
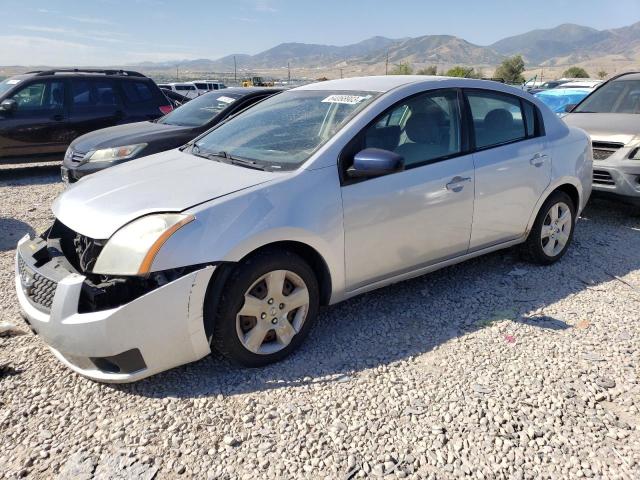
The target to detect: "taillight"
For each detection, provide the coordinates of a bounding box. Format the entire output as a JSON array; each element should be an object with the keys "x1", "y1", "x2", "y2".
[{"x1": 159, "y1": 105, "x2": 173, "y2": 115}]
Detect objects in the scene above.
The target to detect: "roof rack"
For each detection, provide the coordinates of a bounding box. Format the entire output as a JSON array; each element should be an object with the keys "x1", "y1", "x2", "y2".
[{"x1": 25, "y1": 69, "x2": 146, "y2": 78}]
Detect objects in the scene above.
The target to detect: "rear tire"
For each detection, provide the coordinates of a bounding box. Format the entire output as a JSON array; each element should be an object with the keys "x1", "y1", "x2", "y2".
[
  {"x1": 521, "y1": 191, "x2": 576, "y2": 265},
  {"x1": 207, "y1": 249, "x2": 319, "y2": 367}
]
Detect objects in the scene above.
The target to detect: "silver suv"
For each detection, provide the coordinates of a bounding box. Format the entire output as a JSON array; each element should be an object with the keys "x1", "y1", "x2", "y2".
[
  {"x1": 564, "y1": 72, "x2": 640, "y2": 205},
  {"x1": 15, "y1": 76, "x2": 592, "y2": 382}
]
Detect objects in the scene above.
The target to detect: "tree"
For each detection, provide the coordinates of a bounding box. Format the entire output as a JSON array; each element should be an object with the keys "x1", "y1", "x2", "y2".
[
  {"x1": 445, "y1": 66, "x2": 481, "y2": 78},
  {"x1": 494, "y1": 55, "x2": 526, "y2": 84},
  {"x1": 416, "y1": 65, "x2": 438, "y2": 75},
  {"x1": 389, "y1": 62, "x2": 413, "y2": 75},
  {"x1": 563, "y1": 67, "x2": 590, "y2": 78},
  {"x1": 597, "y1": 70, "x2": 608, "y2": 80}
]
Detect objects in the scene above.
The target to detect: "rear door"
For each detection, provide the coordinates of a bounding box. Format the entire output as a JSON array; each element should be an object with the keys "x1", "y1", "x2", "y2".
[
  {"x1": 67, "y1": 78, "x2": 123, "y2": 139},
  {"x1": 0, "y1": 79, "x2": 69, "y2": 160},
  {"x1": 465, "y1": 89, "x2": 551, "y2": 250}
]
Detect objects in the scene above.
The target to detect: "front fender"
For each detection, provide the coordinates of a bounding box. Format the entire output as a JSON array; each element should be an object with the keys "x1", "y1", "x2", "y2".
[{"x1": 149, "y1": 166, "x2": 347, "y2": 300}]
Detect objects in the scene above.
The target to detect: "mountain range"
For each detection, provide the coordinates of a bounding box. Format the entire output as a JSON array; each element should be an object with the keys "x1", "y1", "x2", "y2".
[{"x1": 134, "y1": 21, "x2": 640, "y2": 74}]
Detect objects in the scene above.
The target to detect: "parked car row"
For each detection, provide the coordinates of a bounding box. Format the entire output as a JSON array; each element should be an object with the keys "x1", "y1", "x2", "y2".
[
  {"x1": 62, "y1": 87, "x2": 283, "y2": 182},
  {"x1": 157, "y1": 80, "x2": 227, "y2": 99},
  {"x1": 0, "y1": 69, "x2": 172, "y2": 164},
  {"x1": 15, "y1": 75, "x2": 594, "y2": 382},
  {"x1": 7, "y1": 69, "x2": 640, "y2": 383}
]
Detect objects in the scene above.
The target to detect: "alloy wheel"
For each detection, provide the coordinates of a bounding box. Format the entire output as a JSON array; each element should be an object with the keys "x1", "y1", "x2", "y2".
[
  {"x1": 236, "y1": 270, "x2": 310, "y2": 355},
  {"x1": 541, "y1": 201, "x2": 572, "y2": 257}
]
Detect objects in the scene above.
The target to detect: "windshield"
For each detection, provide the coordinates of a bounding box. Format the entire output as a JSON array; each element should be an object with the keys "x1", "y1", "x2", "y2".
[
  {"x1": 574, "y1": 80, "x2": 640, "y2": 114},
  {"x1": 192, "y1": 90, "x2": 378, "y2": 170},
  {"x1": 0, "y1": 78, "x2": 20, "y2": 96},
  {"x1": 535, "y1": 89, "x2": 591, "y2": 114},
  {"x1": 158, "y1": 92, "x2": 242, "y2": 127}
]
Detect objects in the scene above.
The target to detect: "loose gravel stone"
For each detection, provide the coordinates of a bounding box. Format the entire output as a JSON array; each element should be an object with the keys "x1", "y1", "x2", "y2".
[{"x1": 1, "y1": 166, "x2": 640, "y2": 479}]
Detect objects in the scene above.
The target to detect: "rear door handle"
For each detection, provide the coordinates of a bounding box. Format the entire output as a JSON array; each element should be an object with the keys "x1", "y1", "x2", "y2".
[
  {"x1": 530, "y1": 153, "x2": 548, "y2": 167},
  {"x1": 446, "y1": 176, "x2": 472, "y2": 192},
  {"x1": 51, "y1": 114, "x2": 65, "y2": 121}
]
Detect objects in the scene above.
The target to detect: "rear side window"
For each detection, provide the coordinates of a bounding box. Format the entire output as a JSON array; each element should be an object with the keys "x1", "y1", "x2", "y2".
[
  {"x1": 71, "y1": 79, "x2": 118, "y2": 107},
  {"x1": 175, "y1": 85, "x2": 196, "y2": 92},
  {"x1": 121, "y1": 81, "x2": 154, "y2": 103},
  {"x1": 466, "y1": 90, "x2": 526, "y2": 149}
]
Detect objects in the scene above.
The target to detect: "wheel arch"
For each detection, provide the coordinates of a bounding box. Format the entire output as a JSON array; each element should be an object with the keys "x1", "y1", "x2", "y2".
[
  {"x1": 202, "y1": 240, "x2": 333, "y2": 341},
  {"x1": 526, "y1": 178, "x2": 582, "y2": 235}
]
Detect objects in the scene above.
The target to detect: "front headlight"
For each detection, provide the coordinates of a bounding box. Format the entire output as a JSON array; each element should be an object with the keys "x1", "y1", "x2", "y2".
[
  {"x1": 93, "y1": 213, "x2": 194, "y2": 275},
  {"x1": 87, "y1": 144, "x2": 147, "y2": 163}
]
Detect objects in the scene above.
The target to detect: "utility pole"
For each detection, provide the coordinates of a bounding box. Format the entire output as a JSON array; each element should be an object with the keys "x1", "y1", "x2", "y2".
[
  {"x1": 288, "y1": 62, "x2": 291, "y2": 83},
  {"x1": 176, "y1": 65, "x2": 179, "y2": 81},
  {"x1": 340, "y1": 68, "x2": 343, "y2": 79},
  {"x1": 385, "y1": 51, "x2": 389, "y2": 75},
  {"x1": 233, "y1": 56, "x2": 237, "y2": 85}
]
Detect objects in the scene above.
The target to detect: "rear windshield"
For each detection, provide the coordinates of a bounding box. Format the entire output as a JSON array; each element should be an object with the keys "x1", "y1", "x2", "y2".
[
  {"x1": 158, "y1": 92, "x2": 243, "y2": 127},
  {"x1": 574, "y1": 80, "x2": 640, "y2": 114}
]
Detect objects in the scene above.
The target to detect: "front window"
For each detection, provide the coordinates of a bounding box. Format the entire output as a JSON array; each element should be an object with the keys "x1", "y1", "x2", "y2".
[
  {"x1": 362, "y1": 89, "x2": 461, "y2": 168},
  {"x1": 9, "y1": 81, "x2": 65, "y2": 111},
  {"x1": 574, "y1": 80, "x2": 640, "y2": 113},
  {"x1": 192, "y1": 90, "x2": 379, "y2": 170},
  {"x1": 158, "y1": 92, "x2": 243, "y2": 127}
]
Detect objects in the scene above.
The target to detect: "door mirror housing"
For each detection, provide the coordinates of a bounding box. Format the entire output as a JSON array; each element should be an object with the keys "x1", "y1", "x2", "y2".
[
  {"x1": 0, "y1": 99, "x2": 17, "y2": 113},
  {"x1": 564, "y1": 103, "x2": 577, "y2": 113},
  {"x1": 347, "y1": 148, "x2": 404, "y2": 178}
]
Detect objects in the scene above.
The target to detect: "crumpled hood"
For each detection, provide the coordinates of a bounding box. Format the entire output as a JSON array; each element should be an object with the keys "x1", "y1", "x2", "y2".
[
  {"x1": 69, "y1": 121, "x2": 192, "y2": 153},
  {"x1": 53, "y1": 150, "x2": 280, "y2": 239},
  {"x1": 563, "y1": 113, "x2": 640, "y2": 146}
]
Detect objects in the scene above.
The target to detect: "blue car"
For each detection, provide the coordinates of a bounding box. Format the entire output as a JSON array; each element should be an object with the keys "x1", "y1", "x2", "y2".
[{"x1": 534, "y1": 88, "x2": 592, "y2": 115}]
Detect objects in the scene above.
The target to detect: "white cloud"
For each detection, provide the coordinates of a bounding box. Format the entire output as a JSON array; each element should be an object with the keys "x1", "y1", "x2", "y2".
[
  {"x1": 66, "y1": 15, "x2": 114, "y2": 25},
  {"x1": 0, "y1": 35, "x2": 198, "y2": 66},
  {"x1": 19, "y1": 25, "x2": 126, "y2": 43}
]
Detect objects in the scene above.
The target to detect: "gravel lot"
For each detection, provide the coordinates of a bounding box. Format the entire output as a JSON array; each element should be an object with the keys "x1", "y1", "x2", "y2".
[{"x1": 1, "y1": 165, "x2": 639, "y2": 479}]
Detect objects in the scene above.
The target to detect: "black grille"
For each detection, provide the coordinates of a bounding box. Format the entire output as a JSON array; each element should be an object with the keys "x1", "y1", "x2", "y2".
[
  {"x1": 18, "y1": 256, "x2": 57, "y2": 311},
  {"x1": 593, "y1": 170, "x2": 615, "y2": 186},
  {"x1": 65, "y1": 148, "x2": 87, "y2": 163},
  {"x1": 592, "y1": 142, "x2": 623, "y2": 161}
]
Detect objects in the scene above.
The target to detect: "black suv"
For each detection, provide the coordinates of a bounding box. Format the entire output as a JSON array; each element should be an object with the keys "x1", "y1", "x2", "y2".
[{"x1": 0, "y1": 69, "x2": 172, "y2": 164}]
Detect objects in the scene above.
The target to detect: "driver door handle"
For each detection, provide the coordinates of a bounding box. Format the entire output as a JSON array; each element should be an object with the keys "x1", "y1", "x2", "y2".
[
  {"x1": 530, "y1": 153, "x2": 548, "y2": 167},
  {"x1": 446, "y1": 176, "x2": 472, "y2": 192},
  {"x1": 51, "y1": 114, "x2": 65, "y2": 121}
]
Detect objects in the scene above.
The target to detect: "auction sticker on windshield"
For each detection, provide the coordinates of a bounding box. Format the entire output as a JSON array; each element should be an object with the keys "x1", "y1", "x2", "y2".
[
  {"x1": 321, "y1": 94, "x2": 371, "y2": 105},
  {"x1": 217, "y1": 96, "x2": 236, "y2": 104}
]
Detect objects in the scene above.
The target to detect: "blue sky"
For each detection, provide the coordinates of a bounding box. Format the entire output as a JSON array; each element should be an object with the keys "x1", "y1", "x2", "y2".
[{"x1": 1, "y1": 0, "x2": 639, "y2": 66}]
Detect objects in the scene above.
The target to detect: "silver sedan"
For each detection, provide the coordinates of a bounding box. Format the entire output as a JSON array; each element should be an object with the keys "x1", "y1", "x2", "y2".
[{"x1": 15, "y1": 76, "x2": 592, "y2": 382}]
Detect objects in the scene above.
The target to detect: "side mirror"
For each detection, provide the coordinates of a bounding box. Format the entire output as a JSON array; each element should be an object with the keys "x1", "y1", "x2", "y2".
[
  {"x1": 347, "y1": 148, "x2": 404, "y2": 178},
  {"x1": 564, "y1": 103, "x2": 577, "y2": 113},
  {"x1": 0, "y1": 99, "x2": 17, "y2": 113}
]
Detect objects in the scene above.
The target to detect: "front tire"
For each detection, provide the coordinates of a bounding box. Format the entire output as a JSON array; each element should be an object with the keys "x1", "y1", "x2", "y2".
[
  {"x1": 208, "y1": 249, "x2": 319, "y2": 367},
  {"x1": 522, "y1": 191, "x2": 576, "y2": 265}
]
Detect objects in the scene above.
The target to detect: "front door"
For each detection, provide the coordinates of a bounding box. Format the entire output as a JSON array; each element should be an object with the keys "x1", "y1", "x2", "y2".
[
  {"x1": 0, "y1": 79, "x2": 68, "y2": 160},
  {"x1": 341, "y1": 89, "x2": 475, "y2": 290}
]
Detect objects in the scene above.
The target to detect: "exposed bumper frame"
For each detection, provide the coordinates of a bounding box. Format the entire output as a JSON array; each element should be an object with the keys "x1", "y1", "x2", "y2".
[{"x1": 15, "y1": 235, "x2": 214, "y2": 383}]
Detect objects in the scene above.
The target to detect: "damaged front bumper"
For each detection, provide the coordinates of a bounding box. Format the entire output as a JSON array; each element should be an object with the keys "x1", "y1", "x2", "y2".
[{"x1": 15, "y1": 234, "x2": 214, "y2": 383}]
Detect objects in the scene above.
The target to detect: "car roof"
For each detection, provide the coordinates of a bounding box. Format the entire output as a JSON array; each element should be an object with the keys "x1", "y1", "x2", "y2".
[
  {"x1": 536, "y1": 88, "x2": 592, "y2": 96},
  {"x1": 293, "y1": 75, "x2": 456, "y2": 93},
  {"x1": 611, "y1": 72, "x2": 640, "y2": 81}
]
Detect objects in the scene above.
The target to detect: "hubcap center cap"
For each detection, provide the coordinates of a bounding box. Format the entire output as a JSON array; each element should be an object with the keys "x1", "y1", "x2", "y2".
[{"x1": 269, "y1": 307, "x2": 277, "y2": 316}]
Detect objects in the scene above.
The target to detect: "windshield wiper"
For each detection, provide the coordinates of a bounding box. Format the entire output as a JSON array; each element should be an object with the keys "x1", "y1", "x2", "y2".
[{"x1": 195, "y1": 149, "x2": 267, "y2": 170}]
